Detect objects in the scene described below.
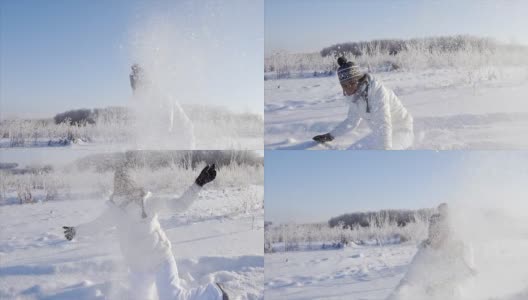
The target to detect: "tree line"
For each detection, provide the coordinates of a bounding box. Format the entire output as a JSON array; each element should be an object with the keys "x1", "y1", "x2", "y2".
[{"x1": 320, "y1": 35, "x2": 499, "y2": 58}]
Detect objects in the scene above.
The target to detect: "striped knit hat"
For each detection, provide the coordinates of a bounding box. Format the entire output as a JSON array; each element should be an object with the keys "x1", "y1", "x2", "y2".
[{"x1": 337, "y1": 57, "x2": 363, "y2": 83}]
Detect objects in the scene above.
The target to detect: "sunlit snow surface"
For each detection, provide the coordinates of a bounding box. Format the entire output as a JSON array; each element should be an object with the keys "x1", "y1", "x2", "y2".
[{"x1": 265, "y1": 240, "x2": 528, "y2": 300}]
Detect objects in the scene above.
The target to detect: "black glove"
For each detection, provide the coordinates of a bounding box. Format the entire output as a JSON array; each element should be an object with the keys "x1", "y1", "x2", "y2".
[
  {"x1": 313, "y1": 133, "x2": 334, "y2": 143},
  {"x1": 216, "y1": 283, "x2": 229, "y2": 300},
  {"x1": 195, "y1": 164, "x2": 217, "y2": 187},
  {"x1": 63, "y1": 226, "x2": 76, "y2": 241}
]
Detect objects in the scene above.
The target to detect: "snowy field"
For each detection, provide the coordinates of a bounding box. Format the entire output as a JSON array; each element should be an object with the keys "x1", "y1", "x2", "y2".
[
  {"x1": 265, "y1": 67, "x2": 528, "y2": 150},
  {"x1": 265, "y1": 239, "x2": 528, "y2": 300},
  {"x1": 265, "y1": 243, "x2": 415, "y2": 300},
  {"x1": 0, "y1": 154, "x2": 264, "y2": 299}
]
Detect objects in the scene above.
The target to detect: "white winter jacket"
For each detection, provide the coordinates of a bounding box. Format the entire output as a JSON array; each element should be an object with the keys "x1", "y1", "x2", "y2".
[
  {"x1": 76, "y1": 183, "x2": 202, "y2": 272},
  {"x1": 330, "y1": 74, "x2": 413, "y2": 150}
]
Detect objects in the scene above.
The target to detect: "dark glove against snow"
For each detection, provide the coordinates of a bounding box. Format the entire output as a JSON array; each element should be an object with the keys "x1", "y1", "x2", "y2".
[
  {"x1": 313, "y1": 133, "x2": 334, "y2": 143},
  {"x1": 63, "y1": 226, "x2": 76, "y2": 241},
  {"x1": 195, "y1": 164, "x2": 217, "y2": 187},
  {"x1": 216, "y1": 283, "x2": 229, "y2": 300}
]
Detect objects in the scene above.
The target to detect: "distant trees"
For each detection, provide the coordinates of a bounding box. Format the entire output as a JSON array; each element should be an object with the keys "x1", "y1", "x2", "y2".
[
  {"x1": 95, "y1": 107, "x2": 130, "y2": 124},
  {"x1": 320, "y1": 39, "x2": 403, "y2": 58},
  {"x1": 320, "y1": 35, "x2": 498, "y2": 58},
  {"x1": 264, "y1": 35, "x2": 525, "y2": 77},
  {"x1": 1, "y1": 104, "x2": 263, "y2": 147},
  {"x1": 264, "y1": 211, "x2": 432, "y2": 253},
  {"x1": 54, "y1": 109, "x2": 95, "y2": 126},
  {"x1": 264, "y1": 50, "x2": 337, "y2": 79},
  {"x1": 0, "y1": 163, "x2": 18, "y2": 170},
  {"x1": 53, "y1": 107, "x2": 131, "y2": 126},
  {"x1": 328, "y1": 209, "x2": 432, "y2": 229}
]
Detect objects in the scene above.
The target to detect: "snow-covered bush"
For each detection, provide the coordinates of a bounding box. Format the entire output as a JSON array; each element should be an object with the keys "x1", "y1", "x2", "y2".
[
  {"x1": 73, "y1": 150, "x2": 262, "y2": 174},
  {"x1": 15, "y1": 175, "x2": 34, "y2": 204},
  {"x1": 1, "y1": 151, "x2": 263, "y2": 205},
  {"x1": 0, "y1": 117, "x2": 131, "y2": 147},
  {"x1": 127, "y1": 162, "x2": 263, "y2": 194},
  {"x1": 0, "y1": 105, "x2": 262, "y2": 148}
]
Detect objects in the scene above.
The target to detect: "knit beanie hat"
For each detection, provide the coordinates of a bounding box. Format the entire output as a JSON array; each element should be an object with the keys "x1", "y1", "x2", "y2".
[
  {"x1": 337, "y1": 57, "x2": 363, "y2": 83},
  {"x1": 112, "y1": 164, "x2": 148, "y2": 218}
]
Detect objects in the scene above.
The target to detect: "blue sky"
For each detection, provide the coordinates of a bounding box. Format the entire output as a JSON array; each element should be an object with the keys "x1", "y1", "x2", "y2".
[
  {"x1": 265, "y1": 0, "x2": 528, "y2": 55},
  {"x1": 265, "y1": 151, "x2": 528, "y2": 224},
  {"x1": 1, "y1": 0, "x2": 263, "y2": 118}
]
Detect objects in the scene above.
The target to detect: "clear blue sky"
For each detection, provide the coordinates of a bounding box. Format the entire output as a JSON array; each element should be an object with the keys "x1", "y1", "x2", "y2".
[
  {"x1": 265, "y1": 151, "x2": 528, "y2": 224},
  {"x1": 1, "y1": 0, "x2": 263, "y2": 118},
  {"x1": 265, "y1": 0, "x2": 528, "y2": 55}
]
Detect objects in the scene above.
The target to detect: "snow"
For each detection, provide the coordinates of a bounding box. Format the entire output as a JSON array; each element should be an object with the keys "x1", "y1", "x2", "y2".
[
  {"x1": 262, "y1": 150, "x2": 528, "y2": 299},
  {"x1": 265, "y1": 238, "x2": 528, "y2": 300},
  {"x1": 0, "y1": 185, "x2": 264, "y2": 299},
  {"x1": 265, "y1": 67, "x2": 528, "y2": 150},
  {"x1": 265, "y1": 243, "x2": 417, "y2": 300}
]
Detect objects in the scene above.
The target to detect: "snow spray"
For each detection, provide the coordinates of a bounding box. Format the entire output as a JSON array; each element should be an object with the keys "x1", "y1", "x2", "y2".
[
  {"x1": 447, "y1": 152, "x2": 528, "y2": 299},
  {"x1": 127, "y1": 3, "x2": 212, "y2": 149}
]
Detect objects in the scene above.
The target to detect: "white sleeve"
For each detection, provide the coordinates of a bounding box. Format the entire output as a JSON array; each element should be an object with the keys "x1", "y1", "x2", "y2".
[
  {"x1": 368, "y1": 86, "x2": 393, "y2": 149},
  {"x1": 146, "y1": 183, "x2": 202, "y2": 214},
  {"x1": 330, "y1": 105, "x2": 361, "y2": 137},
  {"x1": 75, "y1": 207, "x2": 115, "y2": 237},
  {"x1": 462, "y1": 242, "x2": 476, "y2": 270},
  {"x1": 393, "y1": 245, "x2": 426, "y2": 291}
]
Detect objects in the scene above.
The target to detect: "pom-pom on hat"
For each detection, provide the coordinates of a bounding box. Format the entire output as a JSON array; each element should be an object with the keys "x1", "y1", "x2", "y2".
[{"x1": 337, "y1": 57, "x2": 363, "y2": 83}]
